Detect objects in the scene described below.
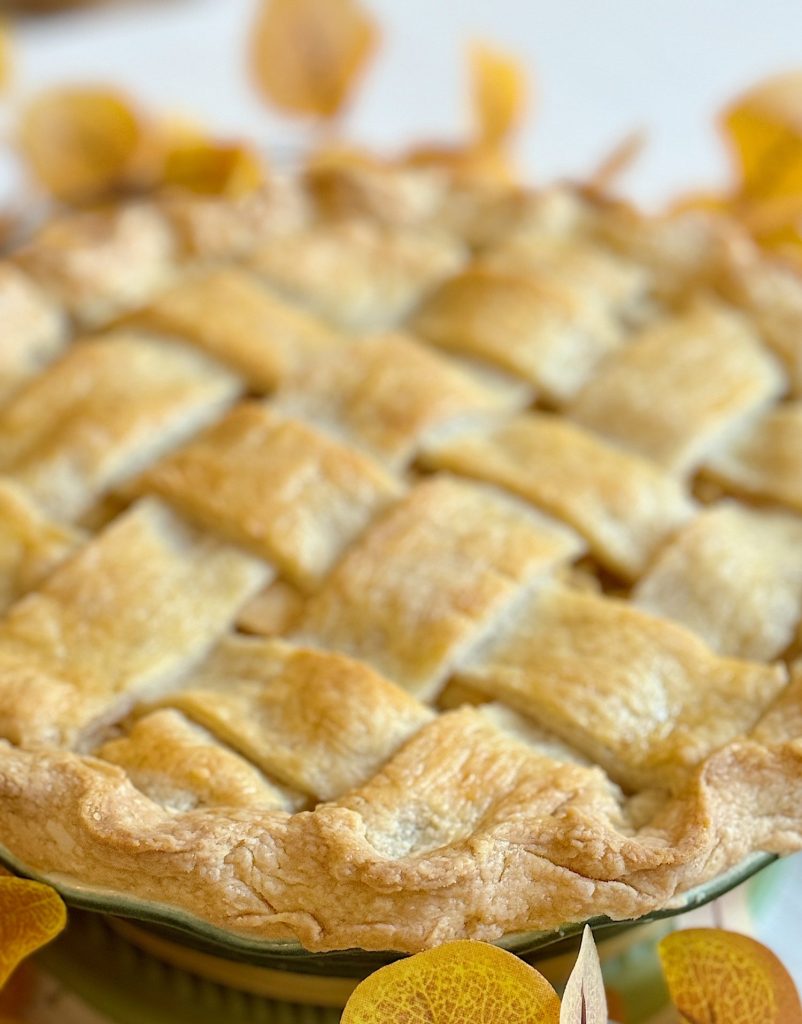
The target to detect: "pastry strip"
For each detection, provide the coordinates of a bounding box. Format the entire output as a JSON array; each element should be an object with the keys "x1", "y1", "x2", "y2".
[
  {"x1": 131, "y1": 268, "x2": 344, "y2": 392},
  {"x1": 141, "y1": 403, "x2": 401, "y2": 590},
  {"x1": 704, "y1": 402, "x2": 802, "y2": 513},
  {"x1": 274, "y1": 331, "x2": 530, "y2": 470},
  {"x1": 97, "y1": 708, "x2": 300, "y2": 812},
  {"x1": 456, "y1": 583, "x2": 786, "y2": 791},
  {"x1": 0, "y1": 264, "x2": 66, "y2": 405},
  {"x1": 422, "y1": 412, "x2": 695, "y2": 580},
  {"x1": 568, "y1": 299, "x2": 784, "y2": 473},
  {"x1": 0, "y1": 331, "x2": 240, "y2": 521},
  {"x1": 153, "y1": 637, "x2": 434, "y2": 801},
  {"x1": 411, "y1": 266, "x2": 624, "y2": 403},
  {"x1": 633, "y1": 503, "x2": 802, "y2": 661},
  {"x1": 294, "y1": 475, "x2": 583, "y2": 699},
  {"x1": 0, "y1": 499, "x2": 269, "y2": 748},
  {"x1": 250, "y1": 220, "x2": 465, "y2": 330}
]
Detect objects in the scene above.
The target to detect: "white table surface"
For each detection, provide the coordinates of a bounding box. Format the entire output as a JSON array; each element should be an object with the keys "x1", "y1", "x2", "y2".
[{"x1": 5, "y1": 0, "x2": 802, "y2": 1009}]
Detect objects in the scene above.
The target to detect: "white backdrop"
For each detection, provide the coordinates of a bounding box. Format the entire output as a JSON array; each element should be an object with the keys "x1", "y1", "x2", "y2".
[{"x1": 10, "y1": 0, "x2": 802, "y2": 205}]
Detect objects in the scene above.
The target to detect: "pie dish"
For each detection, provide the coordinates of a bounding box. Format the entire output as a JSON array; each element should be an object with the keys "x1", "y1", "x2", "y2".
[{"x1": 0, "y1": 167, "x2": 801, "y2": 955}]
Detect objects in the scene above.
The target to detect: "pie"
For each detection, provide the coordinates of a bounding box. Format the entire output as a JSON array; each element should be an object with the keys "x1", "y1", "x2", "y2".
[{"x1": 0, "y1": 167, "x2": 801, "y2": 954}]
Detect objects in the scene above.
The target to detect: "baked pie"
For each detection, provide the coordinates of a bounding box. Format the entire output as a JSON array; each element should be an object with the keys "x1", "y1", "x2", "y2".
[{"x1": 0, "y1": 168, "x2": 801, "y2": 953}]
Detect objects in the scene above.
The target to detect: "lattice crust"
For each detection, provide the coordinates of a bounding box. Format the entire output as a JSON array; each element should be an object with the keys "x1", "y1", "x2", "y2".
[
  {"x1": 455, "y1": 583, "x2": 786, "y2": 792},
  {"x1": 96, "y1": 708, "x2": 302, "y2": 812},
  {"x1": 704, "y1": 402, "x2": 802, "y2": 513},
  {"x1": 249, "y1": 220, "x2": 467, "y2": 330},
  {"x1": 0, "y1": 500, "x2": 268, "y2": 748},
  {"x1": 128, "y1": 268, "x2": 345, "y2": 392},
  {"x1": 0, "y1": 331, "x2": 241, "y2": 521},
  {"x1": 0, "y1": 480, "x2": 81, "y2": 612},
  {"x1": 633, "y1": 503, "x2": 802, "y2": 661},
  {"x1": 294, "y1": 476, "x2": 584, "y2": 699},
  {"x1": 273, "y1": 331, "x2": 530, "y2": 469},
  {"x1": 410, "y1": 267, "x2": 626, "y2": 402},
  {"x1": 421, "y1": 412, "x2": 695, "y2": 580},
  {"x1": 0, "y1": 264, "x2": 66, "y2": 403},
  {"x1": 568, "y1": 298, "x2": 785, "y2": 473},
  {"x1": 139, "y1": 403, "x2": 401, "y2": 590},
  {"x1": 0, "y1": 170, "x2": 801, "y2": 954},
  {"x1": 149, "y1": 636, "x2": 434, "y2": 801}
]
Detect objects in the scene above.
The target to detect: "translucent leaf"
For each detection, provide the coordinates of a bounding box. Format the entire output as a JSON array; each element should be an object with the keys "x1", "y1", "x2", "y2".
[
  {"x1": 341, "y1": 940, "x2": 561, "y2": 1024},
  {"x1": 723, "y1": 72, "x2": 802, "y2": 202},
  {"x1": 162, "y1": 140, "x2": 265, "y2": 197},
  {"x1": 470, "y1": 42, "x2": 527, "y2": 149},
  {"x1": 18, "y1": 87, "x2": 142, "y2": 202},
  {"x1": 658, "y1": 928, "x2": 802, "y2": 1024},
  {"x1": 588, "y1": 129, "x2": 646, "y2": 192},
  {"x1": 0, "y1": 877, "x2": 66, "y2": 989},
  {"x1": 250, "y1": 0, "x2": 378, "y2": 119},
  {"x1": 0, "y1": 21, "x2": 12, "y2": 94},
  {"x1": 560, "y1": 926, "x2": 607, "y2": 1024}
]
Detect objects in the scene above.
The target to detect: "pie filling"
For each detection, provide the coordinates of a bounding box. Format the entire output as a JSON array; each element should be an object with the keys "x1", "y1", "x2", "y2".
[{"x1": 0, "y1": 171, "x2": 801, "y2": 952}]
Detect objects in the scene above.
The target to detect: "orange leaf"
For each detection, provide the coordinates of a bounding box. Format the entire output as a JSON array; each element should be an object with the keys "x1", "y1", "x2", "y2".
[
  {"x1": 162, "y1": 140, "x2": 265, "y2": 197},
  {"x1": 250, "y1": 0, "x2": 378, "y2": 120},
  {"x1": 340, "y1": 940, "x2": 561, "y2": 1024},
  {"x1": 658, "y1": 928, "x2": 802, "y2": 1024},
  {"x1": 18, "y1": 86, "x2": 143, "y2": 202},
  {"x1": 722, "y1": 72, "x2": 802, "y2": 203},
  {"x1": 0, "y1": 21, "x2": 12, "y2": 94},
  {"x1": 560, "y1": 926, "x2": 607, "y2": 1024},
  {"x1": 469, "y1": 42, "x2": 527, "y2": 150},
  {"x1": 0, "y1": 877, "x2": 66, "y2": 989}
]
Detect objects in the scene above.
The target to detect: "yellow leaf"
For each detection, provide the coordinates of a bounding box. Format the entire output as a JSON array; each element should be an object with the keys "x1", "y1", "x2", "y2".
[
  {"x1": 0, "y1": 877, "x2": 66, "y2": 989},
  {"x1": 250, "y1": 0, "x2": 378, "y2": 120},
  {"x1": 560, "y1": 926, "x2": 607, "y2": 1024},
  {"x1": 18, "y1": 87, "x2": 143, "y2": 203},
  {"x1": 0, "y1": 21, "x2": 12, "y2": 95},
  {"x1": 588, "y1": 129, "x2": 647, "y2": 193},
  {"x1": 469, "y1": 42, "x2": 527, "y2": 150},
  {"x1": 658, "y1": 928, "x2": 802, "y2": 1024},
  {"x1": 723, "y1": 72, "x2": 802, "y2": 202},
  {"x1": 162, "y1": 140, "x2": 265, "y2": 197},
  {"x1": 340, "y1": 940, "x2": 561, "y2": 1024}
]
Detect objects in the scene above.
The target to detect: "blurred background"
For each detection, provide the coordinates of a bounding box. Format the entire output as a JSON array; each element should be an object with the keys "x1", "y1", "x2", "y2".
[{"x1": 5, "y1": 0, "x2": 802, "y2": 205}]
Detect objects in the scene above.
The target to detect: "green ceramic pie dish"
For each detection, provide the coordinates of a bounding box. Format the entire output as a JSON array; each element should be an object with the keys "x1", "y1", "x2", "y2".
[{"x1": 0, "y1": 841, "x2": 776, "y2": 975}]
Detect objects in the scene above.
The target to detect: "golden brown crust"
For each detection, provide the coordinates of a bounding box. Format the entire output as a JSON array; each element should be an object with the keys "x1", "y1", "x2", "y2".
[{"x1": 0, "y1": 173, "x2": 801, "y2": 955}]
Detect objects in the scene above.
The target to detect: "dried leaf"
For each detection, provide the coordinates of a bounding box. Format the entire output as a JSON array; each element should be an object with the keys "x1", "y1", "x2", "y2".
[
  {"x1": 18, "y1": 87, "x2": 142, "y2": 202},
  {"x1": 658, "y1": 928, "x2": 802, "y2": 1024},
  {"x1": 341, "y1": 940, "x2": 561, "y2": 1024},
  {"x1": 470, "y1": 42, "x2": 527, "y2": 149},
  {"x1": 250, "y1": 0, "x2": 378, "y2": 119},
  {"x1": 560, "y1": 926, "x2": 607, "y2": 1024},
  {"x1": 588, "y1": 129, "x2": 647, "y2": 192},
  {"x1": 723, "y1": 72, "x2": 802, "y2": 202},
  {"x1": 0, "y1": 21, "x2": 12, "y2": 94},
  {"x1": 0, "y1": 877, "x2": 66, "y2": 989},
  {"x1": 162, "y1": 140, "x2": 265, "y2": 197}
]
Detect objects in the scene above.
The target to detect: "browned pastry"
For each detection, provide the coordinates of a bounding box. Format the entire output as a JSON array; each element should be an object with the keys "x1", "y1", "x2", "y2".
[{"x1": 0, "y1": 166, "x2": 800, "y2": 953}]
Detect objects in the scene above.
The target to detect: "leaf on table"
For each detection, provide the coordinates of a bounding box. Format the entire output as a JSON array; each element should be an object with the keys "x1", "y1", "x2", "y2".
[
  {"x1": 0, "y1": 21, "x2": 12, "y2": 95},
  {"x1": 162, "y1": 139, "x2": 265, "y2": 197},
  {"x1": 469, "y1": 42, "x2": 527, "y2": 150},
  {"x1": 658, "y1": 928, "x2": 802, "y2": 1024},
  {"x1": 560, "y1": 926, "x2": 608, "y2": 1024},
  {"x1": 0, "y1": 877, "x2": 66, "y2": 990},
  {"x1": 588, "y1": 129, "x2": 647, "y2": 192},
  {"x1": 17, "y1": 87, "x2": 143, "y2": 202},
  {"x1": 250, "y1": 0, "x2": 378, "y2": 120},
  {"x1": 722, "y1": 72, "x2": 802, "y2": 203},
  {"x1": 340, "y1": 940, "x2": 561, "y2": 1024}
]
